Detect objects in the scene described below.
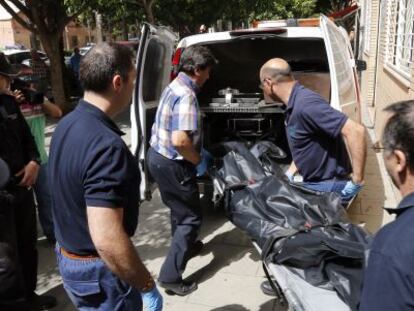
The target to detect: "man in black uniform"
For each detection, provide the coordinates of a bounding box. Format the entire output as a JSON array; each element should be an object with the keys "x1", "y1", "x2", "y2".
[{"x1": 0, "y1": 53, "x2": 56, "y2": 310}]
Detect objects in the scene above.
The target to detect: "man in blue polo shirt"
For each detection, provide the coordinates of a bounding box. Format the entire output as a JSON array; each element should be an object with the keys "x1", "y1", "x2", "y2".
[
  {"x1": 258, "y1": 58, "x2": 367, "y2": 297},
  {"x1": 259, "y1": 58, "x2": 367, "y2": 201},
  {"x1": 147, "y1": 45, "x2": 217, "y2": 296},
  {"x1": 49, "y1": 43, "x2": 162, "y2": 310},
  {"x1": 360, "y1": 100, "x2": 414, "y2": 310}
]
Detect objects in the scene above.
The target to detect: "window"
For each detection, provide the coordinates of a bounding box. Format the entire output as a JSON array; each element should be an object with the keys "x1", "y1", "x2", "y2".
[
  {"x1": 364, "y1": 0, "x2": 372, "y2": 53},
  {"x1": 385, "y1": 0, "x2": 414, "y2": 80}
]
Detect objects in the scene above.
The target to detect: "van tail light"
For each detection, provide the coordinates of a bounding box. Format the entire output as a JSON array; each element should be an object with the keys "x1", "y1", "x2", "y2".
[{"x1": 170, "y1": 48, "x2": 183, "y2": 81}]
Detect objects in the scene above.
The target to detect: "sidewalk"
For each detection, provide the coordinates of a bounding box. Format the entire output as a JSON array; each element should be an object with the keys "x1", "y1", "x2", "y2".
[{"x1": 36, "y1": 190, "x2": 284, "y2": 310}]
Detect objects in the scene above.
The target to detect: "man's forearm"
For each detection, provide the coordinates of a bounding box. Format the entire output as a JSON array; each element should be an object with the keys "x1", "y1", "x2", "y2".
[
  {"x1": 346, "y1": 125, "x2": 367, "y2": 183},
  {"x1": 172, "y1": 130, "x2": 201, "y2": 165},
  {"x1": 97, "y1": 233, "x2": 152, "y2": 290},
  {"x1": 87, "y1": 207, "x2": 152, "y2": 291},
  {"x1": 175, "y1": 145, "x2": 201, "y2": 165}
]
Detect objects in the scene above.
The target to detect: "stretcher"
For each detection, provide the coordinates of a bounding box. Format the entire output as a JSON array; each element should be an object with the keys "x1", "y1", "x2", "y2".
[{"x1": 253, "y1": 242, "x2": 350, "y2": 311}]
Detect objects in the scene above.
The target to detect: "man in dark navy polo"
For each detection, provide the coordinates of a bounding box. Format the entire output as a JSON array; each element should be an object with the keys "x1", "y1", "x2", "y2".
[
  {"x1": 48, "y1": 43, "x2": 162, "y2": 311},
  {"x1": 258, "y1": 58, "x2": 367, "y2": 296},
  {"x1": 259, "y1": 58, "x2": 366, "y2": 201},
  {"x1": 360, "y1": 100, "x2": 414, "y2": 310}
]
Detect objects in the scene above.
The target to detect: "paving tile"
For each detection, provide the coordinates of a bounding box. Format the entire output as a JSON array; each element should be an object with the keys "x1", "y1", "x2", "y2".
[
  {"x1": 163, "y1": 301, "x2": 214, "y2": 311},
  {"x1": 186, "y1": 272, "x2": 279, "y2": 310}
]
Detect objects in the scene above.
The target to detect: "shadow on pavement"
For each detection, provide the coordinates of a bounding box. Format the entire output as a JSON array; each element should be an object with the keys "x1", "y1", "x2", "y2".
[
  {"x1": 184, "y1": 227, "x2": 252, "y2": 285},
  {"x1": 210, "y1": 304, "x2": 250, "y2": 311},
  {"x1": 209, "y1": 299, "x2": 286, "y2": 311}
]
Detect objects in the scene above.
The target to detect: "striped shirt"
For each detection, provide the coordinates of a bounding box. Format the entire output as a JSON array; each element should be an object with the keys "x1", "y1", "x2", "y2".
[{"x1": 150, "y1": 72, "x2": 201, "y2": 160}]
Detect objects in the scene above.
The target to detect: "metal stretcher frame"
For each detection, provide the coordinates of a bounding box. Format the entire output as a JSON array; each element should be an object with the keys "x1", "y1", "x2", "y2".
[{"x1": 252, "y1": 242, "x2": 350, "y2": 311}]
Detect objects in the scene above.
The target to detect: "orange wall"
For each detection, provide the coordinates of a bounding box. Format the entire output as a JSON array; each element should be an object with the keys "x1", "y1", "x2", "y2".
[{"x1": 0, "y1": 19, "x2": 16, "y2": 49}]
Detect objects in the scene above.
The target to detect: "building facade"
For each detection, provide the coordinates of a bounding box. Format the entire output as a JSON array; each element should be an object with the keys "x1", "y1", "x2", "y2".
[
  {"x1": 360, "y1": 0, "x2": 414, "y2": 137},
  {"x1": 349, "y1": 0, "x2": 414, "y2": 232},
  {"x1": 0, "y1": 4, "x2": 98, "y2": 51}
]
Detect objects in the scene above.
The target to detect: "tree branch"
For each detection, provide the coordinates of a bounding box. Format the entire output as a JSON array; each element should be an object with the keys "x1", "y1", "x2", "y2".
[
  {"x1": 67, "y1": 2, "x2": 89, "y2": 21},
  {"x1": 7, "y1": 0, "x2": 32, "y2": 18},
  {"x1": 121, "y1": 0, "x2": 144, "y2": 9},
  {"x1": 0, "y1": 0, "x2": 36, "y2": 32}
]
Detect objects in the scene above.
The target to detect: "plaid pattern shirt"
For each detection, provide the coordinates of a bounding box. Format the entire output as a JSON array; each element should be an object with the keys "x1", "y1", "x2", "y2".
[
  {"x1": 30, "y1": 59, "x2": 48, "y2": 79},
  {"x1": 150, "y1": 72, "x2": 201, "y2": 160}
]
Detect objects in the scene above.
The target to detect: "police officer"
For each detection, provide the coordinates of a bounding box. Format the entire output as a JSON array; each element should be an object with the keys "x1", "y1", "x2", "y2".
[
  {"x1": 0, "y1": 52, "x2": 56, "y2": 310},
  {"x1": 147, "y1": 45, "x2": 217, "y2": 296},
  {"x1": 49, "y1": 43, "x2": 162, "y2": 311}
]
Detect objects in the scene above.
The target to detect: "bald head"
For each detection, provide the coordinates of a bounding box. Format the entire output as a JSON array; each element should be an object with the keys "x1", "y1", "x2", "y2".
[{"x1": 260, "y1": 58, "x2": 293, "y2": 83}]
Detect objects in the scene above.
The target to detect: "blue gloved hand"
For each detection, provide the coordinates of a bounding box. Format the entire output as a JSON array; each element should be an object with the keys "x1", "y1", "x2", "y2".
[
  {"x1": 141, "y1": 286, "x2": 163, "y2": 311},
  {"x1": 196, "y1": 148, "x2": 213, "y2": 177},
  {"x1": 341, "y1": 180, "x2": 363, "y2": 199},
  {"x1": 285, "y1": 171, "x2": 294, "y2": 182}
]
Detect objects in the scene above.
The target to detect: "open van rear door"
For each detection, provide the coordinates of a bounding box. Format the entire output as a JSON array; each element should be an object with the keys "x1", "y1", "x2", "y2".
[
  {"x1": 320, "y1": 15, "x2": 361, "y2": 122},
  {"x1": 131, "y1": 23, "x2": 177, "y2": 201}
]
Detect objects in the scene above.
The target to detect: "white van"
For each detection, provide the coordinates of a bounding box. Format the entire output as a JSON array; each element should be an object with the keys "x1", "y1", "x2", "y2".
[{"x1": 131, "y1": 15, "x2": 365, "y2": 202}]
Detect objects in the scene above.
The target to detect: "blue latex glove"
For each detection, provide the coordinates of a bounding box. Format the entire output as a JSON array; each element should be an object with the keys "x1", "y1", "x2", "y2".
[
  {"x1": 341, "y1": 180, "x2": 363, "y2": 199},
  {"x1": 141, "y1": 286, "x2": 163, "y2": 311},
  {"x1": 285, "y1": 171, "x2": 294, "y2": 182},
  {"x1": 196, "y1": 148, "x2": 213, "y2": 177}
]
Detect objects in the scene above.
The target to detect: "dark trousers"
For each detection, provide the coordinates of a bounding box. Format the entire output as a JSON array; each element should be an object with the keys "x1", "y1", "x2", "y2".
[
  {"x1": 147, "y1": 147, "x2": 202, "y2": 283},
  {"x1": 0, "y1": 188, "x2": 38, "y2": 309},
  {"x1": 34, "y1": 163, "x2": 54, "y2": 240}
]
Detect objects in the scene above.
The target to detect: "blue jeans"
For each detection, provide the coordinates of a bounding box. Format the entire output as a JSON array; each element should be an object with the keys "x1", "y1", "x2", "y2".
[
  {"x1": 300, "y1": 179, "x2": 352, "y2": 203},
  {"x1": 34, "y1": 164, "x2": 54, "y2": 239},
  {"x1": 55, "y1": 245, "x2": 142, "y2": 311}
]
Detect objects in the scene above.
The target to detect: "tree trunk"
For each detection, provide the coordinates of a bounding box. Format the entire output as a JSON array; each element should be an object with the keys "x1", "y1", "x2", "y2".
[
  {"x1": 144, "y1": 4, "x2": 155, "y2": 23},
  {"x1": 95, "y1": 12, "x2": 103, "y2": 43},
  {"x1": 122, "y1": 17, "x2": 128, "y2": 40},
  {"x1": 39, "y1": 31, "x2": 68, "y2": 113}
]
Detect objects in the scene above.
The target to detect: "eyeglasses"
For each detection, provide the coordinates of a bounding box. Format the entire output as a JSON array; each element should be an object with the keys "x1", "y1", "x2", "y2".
[
  {"x1": 371, "y1": 142, "x2": 385, "y2": 153},
  {"x1": 372, "y1": 146, "x2": 385, "y2": 153}
]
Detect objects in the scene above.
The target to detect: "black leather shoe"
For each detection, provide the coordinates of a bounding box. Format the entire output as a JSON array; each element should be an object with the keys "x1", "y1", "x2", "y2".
[
  {"x1": 27, "y1": 293, "x2": 57, "y2": 311},
  {"x1": 260, "y1": 280, "x2": 277, "y2": 296},
  {"x1": 159, "y1": 280, "x2": 198, "y2": 296},
  {"x1": 187, "y1": 240, "x2": 204, "y2": 259}
]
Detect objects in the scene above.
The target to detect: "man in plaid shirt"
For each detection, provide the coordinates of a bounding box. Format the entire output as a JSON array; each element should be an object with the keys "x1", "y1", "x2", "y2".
[
  {"x1": 29, "y1": 49, "x2": 49, "y2": 93},
  {"x1": 147, "y1": 45, "x2": 217, "y2": 296}
]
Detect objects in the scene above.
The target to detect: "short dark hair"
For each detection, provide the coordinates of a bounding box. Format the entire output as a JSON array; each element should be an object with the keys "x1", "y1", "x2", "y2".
[
  {"x1": 179, "y1": 45, "x2": 217, "y2": 75},
  {"x1": 80, "y1": 42, "x2": 134, "y2": 93},
  {"x1": 382, "y1": 100, "x2": 414, "y2": 169}
]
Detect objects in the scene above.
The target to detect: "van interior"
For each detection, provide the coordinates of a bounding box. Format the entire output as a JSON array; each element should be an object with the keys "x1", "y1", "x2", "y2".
[
  {"x1": 139, "y1": 34, "x2": 332, "y2": 194},
  {"x1": 196, "y1": 35, "x2": 331, "y2": 162}
]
